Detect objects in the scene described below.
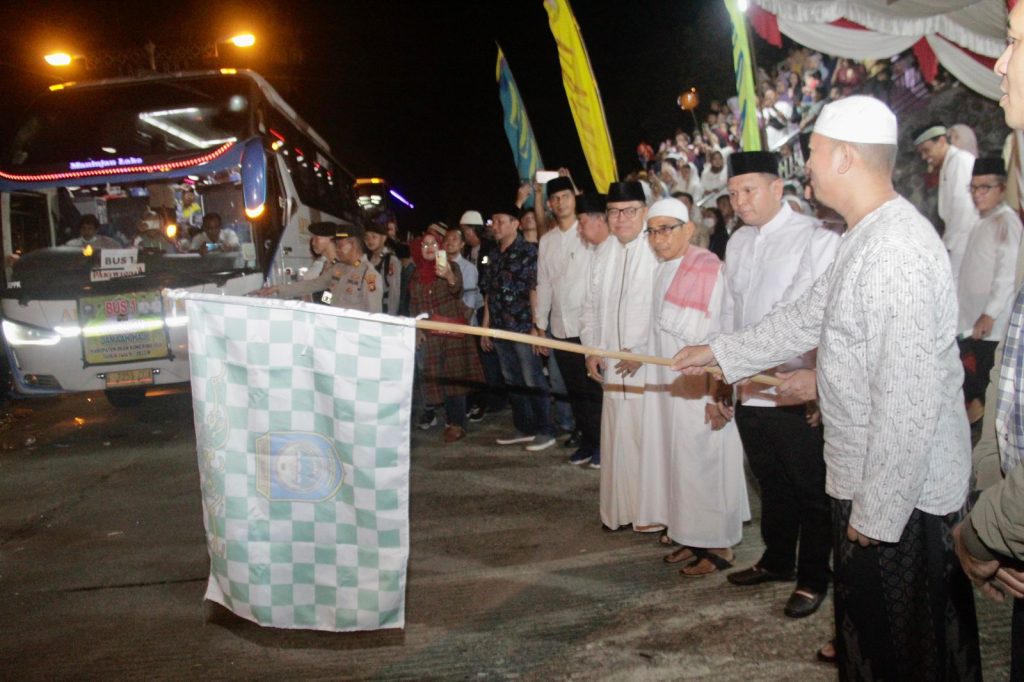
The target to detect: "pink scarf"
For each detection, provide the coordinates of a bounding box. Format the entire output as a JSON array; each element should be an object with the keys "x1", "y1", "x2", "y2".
[{"x1": 663, "y1": 245, "x2": 721, "y2": 318}]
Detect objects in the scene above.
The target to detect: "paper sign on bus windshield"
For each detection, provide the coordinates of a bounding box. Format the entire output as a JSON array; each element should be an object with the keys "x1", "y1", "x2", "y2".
[
  {"x1": 78, "y1": 291, "x2": 170, "y2": 365},
  {"x1": 90, "y1": 249, "x2": 146, "y2": 282}
]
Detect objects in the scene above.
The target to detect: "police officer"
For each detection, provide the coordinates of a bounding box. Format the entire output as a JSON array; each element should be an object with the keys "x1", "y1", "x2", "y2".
[
  {"x1": 254, "y1": 221, "x2": 383, "y2": 313},
  {"x1": 364, "y1": 220, "x2": 402, "y2": 315}
]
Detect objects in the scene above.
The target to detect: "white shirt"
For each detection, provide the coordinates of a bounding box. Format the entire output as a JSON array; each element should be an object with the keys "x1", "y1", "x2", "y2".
[
  {"x1": 190, "y1": 227, "x2": 240, "y2": 252},
  {"x1": 761, "y1": 100, "x2": 794, "y2": 151},
  {"x1": 67, "y1": 234, "x2": 122, "y2": 249},
  {"x1": 535, "y1": 220, "x2": 591, "y2": 339},
  {"x1": 700, "y1": 166, "x2": 728, "y2": 197},
  {"x1": 721, "y1": 202, "x2": 841, "y2": 406},
  {"x1": 452, "y1": 254, "x2": 481, "y2": 312},
  {"x1": 579, "y1": 235, "x2": 658, "y2": 398},
  {"x1": 671, "y1": 163, "x2": 703, "y2": 199},
  {"x1": 957, "y1": 202, "x2": 1023, "y2": 340},
  {"x1": 938, "y1": 144, "x2": 979, "y2": 279},
  {"x1": 712, "y1": 197, "x2": 970, "y2": 542}
]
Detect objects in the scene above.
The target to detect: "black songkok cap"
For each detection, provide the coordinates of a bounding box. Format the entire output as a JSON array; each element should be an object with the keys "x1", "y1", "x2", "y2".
[
  {"x1": 728, "y1": 151, "x2": 779, "y2": 178},
  {"x1": 546, "y1": 176, "x2": 574, "y2": 196},
  {"x1": 492, "y1": 206, "x2": 522, "y2": 221},
  {"x1": 335, "y1": 222, "x2": 364, "y2": 240},
  {"x1": 309, "y1": 221, "x2": 341, "y2": 237},
  {"x1": 575, "y1": 193, "x2": 607, "y2": 215},
  {"x1": 973, "y1": 157, "x2": 1005, "y2": 177},
  {"x1": 606, "y1": 181, "x2": 645, "y2": 203}
]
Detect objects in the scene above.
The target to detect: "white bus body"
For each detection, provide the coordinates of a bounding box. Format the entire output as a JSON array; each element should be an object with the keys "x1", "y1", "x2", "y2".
[{"x1": 0, "y1": 70, "x2": 358, "y2": 405}]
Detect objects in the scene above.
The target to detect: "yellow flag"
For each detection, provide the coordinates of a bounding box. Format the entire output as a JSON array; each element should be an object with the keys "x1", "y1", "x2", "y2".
[
  {"x1": 544, "y1": 0, "x2": 618, "y2": 192},
  {"x1": 723, "y1": 0, "x2": 763, "y2": 151}
]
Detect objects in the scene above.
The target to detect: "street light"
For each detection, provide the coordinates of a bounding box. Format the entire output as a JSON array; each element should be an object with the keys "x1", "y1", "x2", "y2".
[
  {"x1": 228, "y1": 33, "x2": 255, "y2": 48},
  {"x1": 43, "y1": 31, "x2": 255, "y2": 74},
  {"x1": 44, "y1": 52, "x2": 74, "y2": 67},
  {"x1": 210, "y1": 33, "x2": 256, "y2": 59}
]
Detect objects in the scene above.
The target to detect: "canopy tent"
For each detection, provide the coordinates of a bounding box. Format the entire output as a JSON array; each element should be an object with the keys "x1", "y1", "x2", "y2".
[{"x1": 748, "y1": 0, "x2": 1006, "y2": 100}]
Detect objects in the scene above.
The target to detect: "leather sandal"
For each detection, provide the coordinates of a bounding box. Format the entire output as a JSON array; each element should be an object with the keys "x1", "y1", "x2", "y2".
[
  {"x1": 663, "y1": 546, "x2": 696, "y2": 564},
  {"x1": 680, "y1": 548, "x2": 734, "y2": 577}
]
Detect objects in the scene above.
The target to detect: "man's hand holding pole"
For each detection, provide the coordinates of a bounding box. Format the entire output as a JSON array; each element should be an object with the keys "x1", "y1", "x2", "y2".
[{"x1": 670, "y1": 344, "x2": 719, "y2": 375}]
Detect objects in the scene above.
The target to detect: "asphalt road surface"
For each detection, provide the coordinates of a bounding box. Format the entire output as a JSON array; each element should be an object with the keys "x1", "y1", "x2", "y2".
[{"x1": 0, "y1": 389, "x2": 1013, "y2": 680}]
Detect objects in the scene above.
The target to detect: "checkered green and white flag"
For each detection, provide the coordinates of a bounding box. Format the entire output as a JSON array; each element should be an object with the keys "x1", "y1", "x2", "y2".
[{"x1": 179, "y1": 292, "x2": 415, "y2": 631}]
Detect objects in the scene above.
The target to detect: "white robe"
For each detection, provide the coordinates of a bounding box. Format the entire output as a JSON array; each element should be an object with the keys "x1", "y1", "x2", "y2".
[
  {"x1": 938, "y1": 144, "x2": 979, "y2": 281},
  {"x1": 580, "y1": 235, "x2": 658, "y2": 529},
  {"x1": 957, "y1": 202, "x2": 1023, "y2": 341},
  {"x1": 636, "y1": 256, "x2": 749, "y2": 547}
]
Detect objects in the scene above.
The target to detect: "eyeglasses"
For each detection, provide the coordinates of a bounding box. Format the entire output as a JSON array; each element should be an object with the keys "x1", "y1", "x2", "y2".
[
  {"x1": 644, "y1": 222, "x2": 685, "y2": 238},
  {"x1": 606, "y1": 206, "x2": 643, "y2": 220},
  {"x1": 968, "y1": 183, "x2": 1003, "y2": 194}
]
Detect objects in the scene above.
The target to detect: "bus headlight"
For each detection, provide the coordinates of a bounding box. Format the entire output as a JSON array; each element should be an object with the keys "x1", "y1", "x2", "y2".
[{"x1": 2, "y1": 319, "x2": 62, "y2": 346}]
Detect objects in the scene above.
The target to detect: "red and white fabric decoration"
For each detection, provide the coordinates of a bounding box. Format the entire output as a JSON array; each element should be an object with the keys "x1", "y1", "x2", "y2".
[{"x1": 749, "y1": 0, "x2": 1006, "y2": 100}]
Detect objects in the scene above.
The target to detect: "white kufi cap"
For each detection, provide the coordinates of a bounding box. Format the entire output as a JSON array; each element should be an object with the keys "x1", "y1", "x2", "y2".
[
  {"x1": 813, "y1": 95, "x2": 897, "y2": 146},
  {"x1": 458, "y1": 210, "x2": 484, "y2": 226},
  {"x1": 647, "y1": 197, "x2": 689, "y2": 224}
]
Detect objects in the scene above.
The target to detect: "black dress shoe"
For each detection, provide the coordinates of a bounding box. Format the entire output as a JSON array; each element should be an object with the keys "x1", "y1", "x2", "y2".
[
  {"x1": 726, "y1": 564, "x2": 797, "y2": 586},
  {"x1": 784, "y1": 589, "x2": 826, "y2": 618}
]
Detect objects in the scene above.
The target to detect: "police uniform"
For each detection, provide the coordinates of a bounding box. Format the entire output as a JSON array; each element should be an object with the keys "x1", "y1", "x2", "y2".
[
  {"x1": 365, "y1": 222, "x2": 403, "y2": 315},
  {"x1": 275, "y1": 222, "x2": 384, "y2": 314}
]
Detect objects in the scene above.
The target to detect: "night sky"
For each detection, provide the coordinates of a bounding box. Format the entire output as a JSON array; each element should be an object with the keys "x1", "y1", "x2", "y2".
[{"x1": 0, "y1": 1, "x2": 784, "y2": 229}]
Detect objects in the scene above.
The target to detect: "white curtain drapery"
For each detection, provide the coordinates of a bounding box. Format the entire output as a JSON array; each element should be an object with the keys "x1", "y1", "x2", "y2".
[{"x1": 755, "y1": 0, "x2": 1006, "y2": 101}]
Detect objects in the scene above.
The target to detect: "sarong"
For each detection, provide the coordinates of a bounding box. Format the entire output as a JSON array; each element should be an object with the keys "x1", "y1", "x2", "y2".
[{"x1": 832, "y1": 499, "x2": 981, "y2": 681}]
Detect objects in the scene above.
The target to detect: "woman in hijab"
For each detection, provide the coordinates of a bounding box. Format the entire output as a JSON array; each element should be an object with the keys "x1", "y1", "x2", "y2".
[
  {"x1": 674, "y1": 161, "x2": 703, "y2": 199},
  {"x1": 409, "y1": 222, "x2": 484, "y2": 444},
  {"x1": 948, "y1": 123, "x2": 979, "y2": 157}
]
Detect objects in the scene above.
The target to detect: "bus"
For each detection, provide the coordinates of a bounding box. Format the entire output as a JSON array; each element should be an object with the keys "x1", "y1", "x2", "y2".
[
  {"x1": 0, "y1": 69, "x2": 359, "y2": 406},
  {"x1": 353, "y1": 177, "x2": 391, "y2": 221}
]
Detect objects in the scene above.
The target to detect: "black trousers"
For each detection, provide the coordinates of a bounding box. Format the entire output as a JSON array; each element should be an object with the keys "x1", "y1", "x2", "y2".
[
  {"x1": 553, "y1": 338, "x2": 602, "y2": 452},
  {"x1": 1014, "y1": 598, "x2": 1024, "y2": 681},
  {"x1": 958, "y1": 337, "x2": 998, "y2": 404},
  {"x1": 832, "y1": 499, "x2": 981, "y2": 682},
  {"x1": 735, "y1": 403, "x2": 831, "y2": 592}
]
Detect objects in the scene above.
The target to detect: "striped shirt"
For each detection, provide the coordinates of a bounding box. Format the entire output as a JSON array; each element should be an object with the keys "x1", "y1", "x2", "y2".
[
  {"x1": 996, "y1": 286, "x2": 1024, "y2": 475},
  {"x1": 711, "y1": 197, "x2": 971, "y2": 542}
]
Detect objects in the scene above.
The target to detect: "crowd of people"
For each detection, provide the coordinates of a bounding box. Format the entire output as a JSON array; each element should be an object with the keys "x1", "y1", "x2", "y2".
[
  {"x1": 618, "y1": 44, "x2": 931, "y2": 268},
  {"x1": 242, "y1": 22, "x2": 1024, "y2": 679},
  {"x1": 58, "y1": 188, "x2": 240, "y2": 257}
]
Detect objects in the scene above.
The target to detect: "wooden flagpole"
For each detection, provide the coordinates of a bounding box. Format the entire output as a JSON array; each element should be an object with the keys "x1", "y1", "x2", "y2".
[{"x1": 414, "y1": 318, "x2": 782, "y2": 387}]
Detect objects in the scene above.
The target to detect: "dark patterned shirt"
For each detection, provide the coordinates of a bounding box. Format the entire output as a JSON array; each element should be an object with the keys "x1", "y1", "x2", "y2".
[{"x1": 483, "y1": 232, "x2": 537, "y2": 333}]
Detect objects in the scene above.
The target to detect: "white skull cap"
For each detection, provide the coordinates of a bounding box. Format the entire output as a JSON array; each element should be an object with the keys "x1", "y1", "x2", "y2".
[
  {"x1": 647, "y1": 197, "x2": 689, "y2": 224},
  {"x1": 814, "y1": 95, "x2": 897, "y2": 145}
]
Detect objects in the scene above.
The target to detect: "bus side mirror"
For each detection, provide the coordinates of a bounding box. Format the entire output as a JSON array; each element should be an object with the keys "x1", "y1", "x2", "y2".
[{"x1": 241, "y1": 137, "x2": 267, "y2": 220}]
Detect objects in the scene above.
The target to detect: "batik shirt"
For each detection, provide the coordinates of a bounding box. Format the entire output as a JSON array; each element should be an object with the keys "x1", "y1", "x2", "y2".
[
  {"x1": 711, "y1": 197, "x2": 970, "y2": 543},
  {"x1": 483, "y1": 232, "x2": 537, "y2": 333}
]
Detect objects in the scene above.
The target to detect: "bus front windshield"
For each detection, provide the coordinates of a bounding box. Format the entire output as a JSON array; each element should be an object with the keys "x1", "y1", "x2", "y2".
[{"x1": 7, "y1": 75, "x2": 253, "y2": 170}]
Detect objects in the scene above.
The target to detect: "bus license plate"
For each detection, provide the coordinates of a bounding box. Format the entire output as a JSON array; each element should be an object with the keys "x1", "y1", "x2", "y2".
[{"x1": 105, "y1": 369, "x2": 154, "y2": 388}]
